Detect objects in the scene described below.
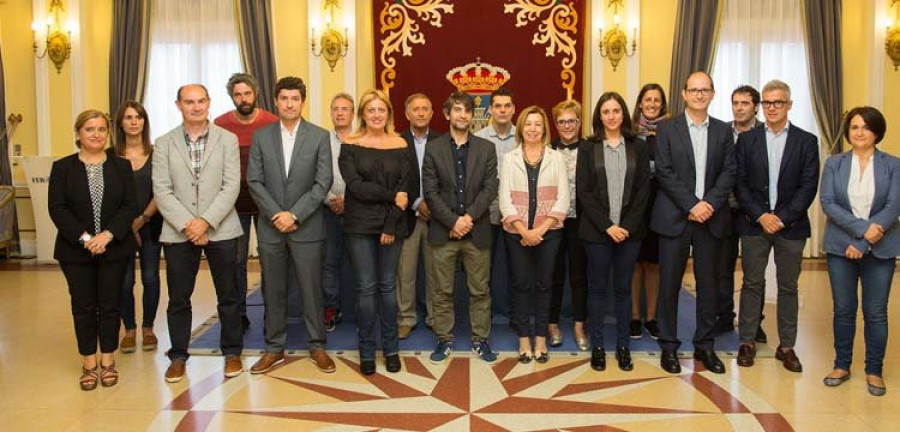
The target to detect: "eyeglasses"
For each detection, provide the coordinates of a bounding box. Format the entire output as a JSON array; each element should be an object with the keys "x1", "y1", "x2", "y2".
[
  {"x1": 556, "y1": 119, "x2": 579, "y2": 126},
  {"x1": 761, "y1": 100, "x2": 788, "y2": 109},
  {"x1": 685, "y1": 88, "x2": 713, "y2": 96}
]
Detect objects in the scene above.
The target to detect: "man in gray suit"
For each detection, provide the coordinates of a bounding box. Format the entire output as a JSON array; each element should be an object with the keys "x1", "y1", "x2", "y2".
[
  {"x1": 153, "y1": 84, "x2": 245, "y2": 383},
  {"x1": 246, "y1": 76, "x2": 336, "y2": 374}
]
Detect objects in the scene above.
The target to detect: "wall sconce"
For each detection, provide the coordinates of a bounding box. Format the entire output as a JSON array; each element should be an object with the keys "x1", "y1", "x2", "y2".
[
  {"x1": 597, "y1": 0, "x2": 636, "y2": 71},
  {"x1": 311, "y1": 0, "x2": 349, "y2": 72},
  {"x1": 886, "y1": 0, "x2": 900, "y2": 71},
  {"x1": 31, "y1": 0, "x2": 73, "y2": 74}
]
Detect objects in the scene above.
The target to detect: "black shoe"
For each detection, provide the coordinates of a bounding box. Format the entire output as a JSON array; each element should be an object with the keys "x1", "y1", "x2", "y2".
[
  {"x1": 736, "y1": 344, "x2": 755, "y2": 367},
  {"x1": 385, "y1": 354, "x2": 401, "y2": 373},
  {"x1": 644, "y1": 320, "x2": 660, "y2": 340},
  {"x1": 660, "y1": 350, "x2": 681, "y2": 374},
  {"x1": 755, "y1": 326, "x2": 768, "y2": 344},
  {"x1": 629, "y1": 320, "x2": 643, "y2": 339},
  {"x1": 590, "y1": 347, "x2": 606, "y2": 371},
  {"x1": 534, "y1": 352, "x2": 549, "y2": 364},
  {"x1": 242, "y1": 315, "x2": 251, "y2": 334},
  {"x1": 712, "y1": 317, "x2": 734, "y2": 335},
  {"x1": 693, "y1": 349, "x2": 726, "y2": 374},
  {"x1": 360, "y1": 359, "x2": 376, "y2": 375},
  {"x1": 616, "y1": 346, "x2": 633, "y2": 371},
  {"x1": 517, "y1": 352, "x2": 533, "y2": 364}
]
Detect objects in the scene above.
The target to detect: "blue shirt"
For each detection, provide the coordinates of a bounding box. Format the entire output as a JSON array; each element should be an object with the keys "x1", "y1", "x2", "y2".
[{"x1": 766, "y1": 122, "x2": 790, "y2": 211}]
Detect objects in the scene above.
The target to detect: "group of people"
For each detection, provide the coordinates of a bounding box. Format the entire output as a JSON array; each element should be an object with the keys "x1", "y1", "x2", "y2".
[{"x1": 48, "y1": 70, "x2": 897, "y2": 397}]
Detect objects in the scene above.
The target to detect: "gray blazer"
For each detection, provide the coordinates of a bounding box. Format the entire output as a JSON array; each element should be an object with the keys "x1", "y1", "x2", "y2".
[
  {"x1": 247, "y1": 119, "x2": 333, "y2": 243},
  {"x1": 152, "y1": 123, "x2": 243, "y2": 243},
  {"x1": 820, "y1": 150, "x2": 900, "y2": 259}
]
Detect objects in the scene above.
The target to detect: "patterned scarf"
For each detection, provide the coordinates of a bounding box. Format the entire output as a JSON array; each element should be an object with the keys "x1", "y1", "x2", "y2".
[{"x1": 635, "y1": 114, "x2": 663, "y2": 139}]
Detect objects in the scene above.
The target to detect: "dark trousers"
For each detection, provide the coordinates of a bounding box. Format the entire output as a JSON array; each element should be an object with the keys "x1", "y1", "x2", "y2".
[
  {"x1": 236, "y1": 213, "x2": 260, "y2": 317},
  {"x1": 716, "y1": 218, "x2": 739, "y2": 322},
  {"x1": 504, "y1": 230, "x2": 561, "y2": 338},
  {"x1": 164, "y1": 239, "x2": 242, "y2": 360},
  {"x1": 585, "y1": 239, "x2": 641, "y2": 348},
  {"x1": 120, "y1": 227, "x2": 162, "y2": 329},
  {"x1": 323, "y1": 208, "x2": 345, "y2": 310},
  {"x1": 61, "y1": 258, "x2": 129, "y2": 355},
  {"x1": 657, "y1": 222, "x2": 721, "y2": 351},
  {"x1": 550, "y1": 217, "x2": 589, "y2": 323},
  {"x1": 827, "y1": 253, "x2": 895, "y2": 376},
  {"x1": 345, "y1": 234, "x2": 402, "y2": 360}
]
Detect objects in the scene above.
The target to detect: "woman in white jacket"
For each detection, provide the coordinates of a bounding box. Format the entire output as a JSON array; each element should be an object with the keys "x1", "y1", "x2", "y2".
[{"x1": 499, "y1": 105, "x2": 570, "y2": 364}]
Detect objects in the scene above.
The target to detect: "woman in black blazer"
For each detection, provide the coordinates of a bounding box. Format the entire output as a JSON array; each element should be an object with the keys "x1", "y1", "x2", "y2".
[
  {"x1": 49, "y1": 109, "x2": 138, "y2": 390},
  {"x1": 577, "y1": 92, "x2": 651, "y2": 372}
]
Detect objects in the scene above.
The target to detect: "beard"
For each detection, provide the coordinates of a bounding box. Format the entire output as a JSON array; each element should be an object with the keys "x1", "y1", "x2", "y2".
[{"x1": 236, "y1": 102, "x2": 256, "y2": 116}]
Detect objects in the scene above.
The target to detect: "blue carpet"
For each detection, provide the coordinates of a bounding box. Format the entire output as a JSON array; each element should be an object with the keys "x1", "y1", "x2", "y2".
[{"x1": 189, "y1": 287, "x2": 748, "y2": 355}]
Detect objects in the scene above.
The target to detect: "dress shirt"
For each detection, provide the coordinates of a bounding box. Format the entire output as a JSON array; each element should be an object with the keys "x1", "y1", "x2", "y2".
[
  {"x1": 412, "y1": 129, "x2": 429, "y2": 212},
  {"x1": 450, "y1": 140, "x2": 469, "y2": 217},
  {"x1": 281, "y1": 121, "x2": 298, "y2": 177},
  {"x1": 603, "y1": 139, "x2": 627, "y2": 225},
  {"x1": 184, "y1": 127, "x2": 209, "y2": 180},
  {"x1": 848, "y1": 152, "x2": 875, "y2": 220},
  {"x1": 476, "y1": 124, "x2": 517, "y2": 224},
  {"x1": 687, "y1": 115, "x2": 710, "y2": 200},
  {"x1": 765, "y1": 121, "x2": 790, "y2": 210},
  {"x1": 326, "y1": 130, "x2": 346, "y2": 200}
]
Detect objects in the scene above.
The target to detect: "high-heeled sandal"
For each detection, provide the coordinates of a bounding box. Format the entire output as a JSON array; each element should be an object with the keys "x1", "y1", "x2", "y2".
[
  {"x1": 100, "y1": 363, "x2": 119, "y2": 387},
  {"x1": 534, "y1": 352, "x2": 549, "y2": 364},
  {"x1": 80, "y1": 366, "x2": 99, "y2": 391},
  {"x1": 518, "y1": 352, "x2": 533, "y2": 364}
]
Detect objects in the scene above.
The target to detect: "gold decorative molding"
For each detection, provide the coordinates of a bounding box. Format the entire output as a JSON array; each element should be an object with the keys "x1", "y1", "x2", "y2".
[
  {"x1": 504, "y1": 0, "x2": 579, "y2": 100},
  {"x1": 379, "y1": 0, "x2": 454, "y2": 94}
]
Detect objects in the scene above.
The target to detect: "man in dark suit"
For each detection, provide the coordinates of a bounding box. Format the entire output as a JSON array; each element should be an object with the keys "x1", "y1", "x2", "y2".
[
  {"x1": 245, "y1": 76, "x2": 336, "y2": 375},
  {"x1": 396, "y1": 93, "x2": 441, "y2": 339},
  {"x1": 421, "y1": 91, "x2": 498, "y2": 364},
  {"x1": 734, "y1": 79, "x2": 819, "y2": 372},
  {"x1": 651, "y1": 71, "x2": 736, "y2": 374}
]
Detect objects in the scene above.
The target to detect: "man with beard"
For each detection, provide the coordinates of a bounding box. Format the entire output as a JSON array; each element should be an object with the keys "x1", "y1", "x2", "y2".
[{"x1": 214, "y1": 73, "x2": 278, "y2": 332}]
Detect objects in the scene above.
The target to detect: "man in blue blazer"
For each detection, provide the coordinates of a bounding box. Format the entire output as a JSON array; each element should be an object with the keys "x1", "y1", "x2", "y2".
[
  {"x1": 734, "y1": 80, "x2": 819, "y2": 372},
  {"x1": 651, "y1": 72, "x2": 736, "y2": 374}
]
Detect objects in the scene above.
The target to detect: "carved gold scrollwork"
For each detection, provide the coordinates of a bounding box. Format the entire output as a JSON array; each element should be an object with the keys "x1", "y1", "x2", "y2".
[
  {"x1": 504, "y1": 0, "x2": 579, "y2": 100},
  {"x1": 379, "y1": 0, "x2": 455, "y2": 94}
]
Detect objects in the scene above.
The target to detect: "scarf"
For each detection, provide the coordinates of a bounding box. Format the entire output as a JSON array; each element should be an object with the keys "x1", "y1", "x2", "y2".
[{"x1": 635, "y1": 114, "x2": 663, "y2": 139}]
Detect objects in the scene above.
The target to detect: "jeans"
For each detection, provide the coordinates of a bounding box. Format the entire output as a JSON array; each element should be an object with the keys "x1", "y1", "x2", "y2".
[
  {"x1": 323, "y1": 208, "x2": 345, "y2": 310},
  {"x1": 236, "y1": 213, "x2": 260, "y2": 317},
  {"x1": 345, "y1": 233, "x2": 402, "y2": 361},
  {"x1": 504, "y1": 230, "x2": 562, "y2": 338},
  {"x1": 120, "y1": 226, "x2": 162, "y2": 329},
  {"x1": 827, "y1": 253, "x2": 895, "y2": 376},
  {"x1": 585, "y1": 239, "x2": 641, "y2": 349}
]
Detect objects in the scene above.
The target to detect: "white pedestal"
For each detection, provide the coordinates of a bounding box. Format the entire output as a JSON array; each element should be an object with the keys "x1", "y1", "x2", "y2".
[{"x1": 22, "y1": 156, "x2": 57, "y2": 264}]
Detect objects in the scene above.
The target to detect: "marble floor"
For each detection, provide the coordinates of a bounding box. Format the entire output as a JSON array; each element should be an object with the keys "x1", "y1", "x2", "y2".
[{"x1": 0, "y1": 260, "x2": 898, "y2": 431}]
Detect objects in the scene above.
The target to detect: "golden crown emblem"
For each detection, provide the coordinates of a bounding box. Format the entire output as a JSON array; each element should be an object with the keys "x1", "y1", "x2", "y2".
[{"x1": 445, "y1": 59, "x2": 511, "y2": 93}]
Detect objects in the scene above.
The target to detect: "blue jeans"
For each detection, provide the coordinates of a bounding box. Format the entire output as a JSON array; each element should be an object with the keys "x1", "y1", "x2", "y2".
[
  {"x1": 827, "y1": 253, "x2": 895, "y2": 376},
  {"x1": 236, "y1": 213, "x2": 260, "y2": 317},
  {"x1": 345, "y1": 233, "x2": 402, "y2": 361},
  {"x1": 120, "y1": 226, "x2": 162, "y2": 329},
  {"x1": 585, "y1": 239, "x2": 641, "y2": 349},
  {"x1": 323, "y1": 208, "x2": 345, "y2": 310}
]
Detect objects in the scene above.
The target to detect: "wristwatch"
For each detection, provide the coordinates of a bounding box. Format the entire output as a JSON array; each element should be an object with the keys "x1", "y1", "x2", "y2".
[{"x1": 78, "y1": 233, "x2": 92, "y2": 244}]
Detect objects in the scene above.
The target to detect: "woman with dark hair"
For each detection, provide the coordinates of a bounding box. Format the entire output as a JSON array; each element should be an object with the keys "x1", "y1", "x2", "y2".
[
  {"x1": 578, "y1": 92, "x2": 651, "y2": 372},
  {"x1": 821, "y1": 106, "x2": 900, "y2": 396},
  {"x1": 629, "y1": 83, "x2": 669, "y2": 340},
  {"x1": 49, "y1": 110, "x2": 138, "y2": 390},
  {"x1": 340, "y1": 89, "x2": 415, "y2": 375},
  {"x1": 113, "y1": 101, "x2": 163, "y2": 354}
]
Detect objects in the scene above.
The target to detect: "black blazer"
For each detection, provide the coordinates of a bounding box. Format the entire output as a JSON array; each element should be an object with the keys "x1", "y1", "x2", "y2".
[
  {"x1": 734, "y1": 123, "x2": 819, "y2": 239},
  {"x1": 576, "y1": 137, "x2": 651, "y2": 243},
  {"x1": 421, "y1": 133, "x2": 498, "y2": 249},
  {"x1": 649, "y1": 113, "x2": 736, "y2": 238},
  {"x1": 400, "y1": 128, "x2": 442, "y2": 237},
  {"x1": 49, "y1": 153, "x2": 139, "y2": 262}
]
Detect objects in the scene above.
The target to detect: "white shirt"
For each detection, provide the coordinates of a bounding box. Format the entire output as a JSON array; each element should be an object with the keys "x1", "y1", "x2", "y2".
[
  {"x1": 281, "y1": 121, "x2": 298, "y2": 177},
  {"x1": 411, "y1": 129, "x2": 429, "y2": 212},
  {"x1": 475, "y1": 123, "x2": 517, "y2": 224},
  {"x1": 766, "y1": 122, "x2": 790, "y2": 210},
  {"x1": 326, "y1": 130, "x2": 346, "y2": 200},
  {"x1": 687, "y1": 115, "x2": 710, "y2": 200},
  {"x1": 849, "y1": 152, "x2": 875, "y2": 219}
]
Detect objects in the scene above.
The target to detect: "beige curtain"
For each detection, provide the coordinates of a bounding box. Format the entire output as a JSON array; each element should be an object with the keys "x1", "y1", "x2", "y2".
[
  {"x1": 668, "y1": 0, "x2": 723, "y2": 114},
  {"x1": 109, "y1": 0, "x2": 152, "y2": 118},
  {"x1": 234, "y1": 0, "x2": 278, "y2": 113}
]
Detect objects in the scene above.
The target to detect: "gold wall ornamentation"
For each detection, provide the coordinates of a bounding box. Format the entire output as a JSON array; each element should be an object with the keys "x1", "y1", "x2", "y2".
[
  {"x1": 378, "y1": 0, "x2": 455, "y2": 94},
  {"x1": 503, "y1": 0, "x2": 579, "y2": 100}
]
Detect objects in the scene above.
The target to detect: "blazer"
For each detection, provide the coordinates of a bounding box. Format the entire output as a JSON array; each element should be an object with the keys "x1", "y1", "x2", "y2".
[
  {"x1": 153, "y1": 123, "x2": 243, "y2": 243},
  {"x1": 400, "y1": 128, "x2": 442, "y2": 237},
  {"x1": 247, "y1": 119, "x2": 333, "y2": 243},
  {"x1": 734, "y1": 123, "x2": 820, "y2": 239},
  {"x1": 49, "y1": 153, "x2": 138, "y2": 262},
  {"x1": 820, "y1": 150, "x2": 900, "y2": 259},
  {"x1": 576, "y1": 137, "x2": 651, "y2": 244},
  {"x1": 421, "y1": 133, "x2": 498, "y2": 249},
  {"x1": 498, "y1": 146, "x2": 569, "y2": 233},
  {"x1": 649, "y1": 113, "x2": 736, "y2": 239}
]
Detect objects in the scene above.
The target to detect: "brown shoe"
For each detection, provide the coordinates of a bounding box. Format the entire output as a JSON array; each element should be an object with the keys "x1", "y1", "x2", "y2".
[
  {"x1": 398, "y1": 324, "x2": 414, "y2": 340},
  {"x1": 251, "y1": 352, "x2": 285, "y2": 374},
  {"x1": 165, "y1": 359, "x2": 186, "y2": 383},
  {"x1": 776, "y1": 347, "x2": 803, "y2": 373},
  {"x1": 309, "y1": 349, "x2": 336, "y2": 373},
  {"x1": 120, "y1": 335, "x2": 136, "y2": 354},
  {"x1": 736, "y1": 343, "x2": 755, "y2": 367},
  {"x1": 224, "y1": 355, "x2": 243, "y2": 378},
  {"x1": 142, "y1": 330, "x2": 158, "y2": 352}
]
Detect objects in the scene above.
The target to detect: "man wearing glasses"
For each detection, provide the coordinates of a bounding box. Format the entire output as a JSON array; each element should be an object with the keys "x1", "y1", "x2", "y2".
[
  {"x1": 651, "y1": 71, "x2": 736, "y2": 375},
  {"x1": 733, "y1": 80, "x2": 819, "y2": 373}
]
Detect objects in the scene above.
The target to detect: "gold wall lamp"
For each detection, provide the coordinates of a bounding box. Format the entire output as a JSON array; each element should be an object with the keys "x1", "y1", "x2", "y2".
[
  {"x1": 311, "y1": 0, "x2": 349, "y2": 72},
  {"x1": 597, "y1": 0, "x2": 636, "y2": 71},
  {"x1": 31, "y1": 0, "x2": 73, "y2": 74},
  {"x1": 886, "y1": 0, "x2": 900, "y2": 71}
]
